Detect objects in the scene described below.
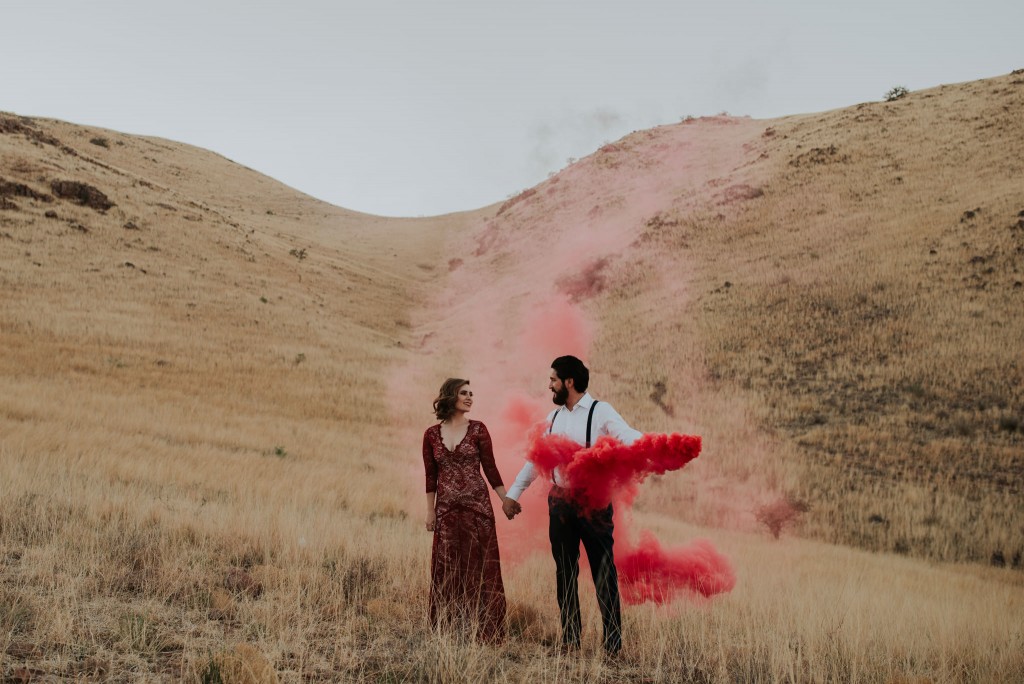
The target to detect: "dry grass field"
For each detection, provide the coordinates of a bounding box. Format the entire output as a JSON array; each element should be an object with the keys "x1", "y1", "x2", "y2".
[{"x1": 1, "y1": 70, "x2": 1022, "y2": 683}]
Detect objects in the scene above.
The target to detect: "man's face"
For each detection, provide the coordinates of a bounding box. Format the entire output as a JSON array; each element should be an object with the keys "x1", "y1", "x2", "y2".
[{"x1": 549, "y1": 370, "x2": 569, "y2": 406}]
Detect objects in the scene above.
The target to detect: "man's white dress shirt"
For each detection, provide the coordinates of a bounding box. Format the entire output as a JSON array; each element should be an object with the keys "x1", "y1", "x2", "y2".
[{"x1": 506, "y1": 392, "x2": 643, "y2": 501}]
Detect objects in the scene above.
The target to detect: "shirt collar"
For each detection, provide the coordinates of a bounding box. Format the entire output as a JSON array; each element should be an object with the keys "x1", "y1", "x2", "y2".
[{"x1": 568, "y1": 392, "x2": 594, "y2": 412}]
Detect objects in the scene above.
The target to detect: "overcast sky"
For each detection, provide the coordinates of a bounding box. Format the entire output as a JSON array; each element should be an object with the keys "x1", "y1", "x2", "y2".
[{"x1": 4, "y1": 1, "x2": 1022, "y2": 216}]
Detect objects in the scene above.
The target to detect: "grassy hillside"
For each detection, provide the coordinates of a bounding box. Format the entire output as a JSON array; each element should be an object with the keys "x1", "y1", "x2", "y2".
[
  {"x1": 618, "y1": 73, "x2": 1024, "y2": 564},
  {"x1": 1, "y1": 71, "x2": 1022, "y2": 683}
]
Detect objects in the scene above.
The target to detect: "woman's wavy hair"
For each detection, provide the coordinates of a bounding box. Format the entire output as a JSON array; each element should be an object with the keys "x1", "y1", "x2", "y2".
[{"x1": 433, "y1": 378, "x2": 469, "y2": 421}]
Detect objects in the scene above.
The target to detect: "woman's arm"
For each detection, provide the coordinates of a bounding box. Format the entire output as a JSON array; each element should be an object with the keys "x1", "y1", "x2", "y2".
[
  {"x1": 423, "y1": 429, "x2": 438, "y2": 531},
  {"x1": 476, "y1": 423, "x2": 520, "y2": 517},
  {"x1": 476, "y1": 422, "x2": 505, "y2": 490}
]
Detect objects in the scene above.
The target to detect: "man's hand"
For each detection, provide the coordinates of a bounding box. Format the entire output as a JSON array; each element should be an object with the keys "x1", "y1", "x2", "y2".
[{"x1": 502, "y1": 497, "x2": 522, "y2": 520}]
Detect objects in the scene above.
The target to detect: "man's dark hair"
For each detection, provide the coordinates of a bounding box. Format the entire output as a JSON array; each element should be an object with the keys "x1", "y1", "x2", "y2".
[{"x1": 551, "y1": 355, "x2": 589, "y2": 393}]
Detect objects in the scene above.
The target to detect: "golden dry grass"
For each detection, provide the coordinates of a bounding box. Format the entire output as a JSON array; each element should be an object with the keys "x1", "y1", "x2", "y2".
[{"x1": 2, "y1": 71, "x2": 1023, "y2": 682}]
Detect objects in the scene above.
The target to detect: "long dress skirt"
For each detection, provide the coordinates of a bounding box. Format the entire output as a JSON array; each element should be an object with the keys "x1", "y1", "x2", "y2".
[{"x1": 430, "y1": 505, "x2": 505, "y2": 641}]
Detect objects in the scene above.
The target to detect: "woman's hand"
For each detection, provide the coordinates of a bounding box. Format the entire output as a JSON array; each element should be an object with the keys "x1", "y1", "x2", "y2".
[{"x1": 425, "y1": 492, "x2": 436, "y2": 532}]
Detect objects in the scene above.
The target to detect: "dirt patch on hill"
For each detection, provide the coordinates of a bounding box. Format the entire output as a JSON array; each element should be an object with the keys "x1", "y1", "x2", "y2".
[
  {"x1": 0, "y1": 178, "x2": 53, "y2": 202},
  {"x1": 50, "y1": 180, "x2": 114, "y2": 211}
]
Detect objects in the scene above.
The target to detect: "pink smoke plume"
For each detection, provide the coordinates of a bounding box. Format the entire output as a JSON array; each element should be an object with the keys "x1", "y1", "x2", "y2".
[
  {"x1": 524, "y1": 428, "x2": 735, "y2": 602},
  {"x1": 397, "y1": 117, "x2": 771, "y2": 609}
]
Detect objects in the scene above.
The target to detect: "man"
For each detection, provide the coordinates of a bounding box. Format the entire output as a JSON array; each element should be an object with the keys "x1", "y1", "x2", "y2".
[{"x1": 503, "y1": 355, "x2": 642, "y2": 656}]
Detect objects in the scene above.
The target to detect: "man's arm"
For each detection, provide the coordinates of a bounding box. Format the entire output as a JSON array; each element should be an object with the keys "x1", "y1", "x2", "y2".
[
  {"x1": 505, "y1": 461, "x2": 538, "y2": 501},
  {"x1": 503, "y1": 409, "x2": 558, "y2": 518},
  {"x1": 599, "y1": 403, "x2": 643, "y2": 445}
]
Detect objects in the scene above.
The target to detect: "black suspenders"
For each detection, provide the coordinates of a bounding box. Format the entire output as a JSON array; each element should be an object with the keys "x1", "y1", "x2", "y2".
[
  {"x1": 585, "y1": 400, "x2": 599, "y2": 448},
  {"x1": 549, "y1": 401, "x2": 600, "y2": 483},
  {"x1": 547, "y1": 400, "x2": 600, "y2": 446}
]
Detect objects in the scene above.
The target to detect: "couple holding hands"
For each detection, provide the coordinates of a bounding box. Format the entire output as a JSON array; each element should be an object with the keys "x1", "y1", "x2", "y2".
[{"x1": 422, "y1": 355, "x2": 642, "y2": 655}]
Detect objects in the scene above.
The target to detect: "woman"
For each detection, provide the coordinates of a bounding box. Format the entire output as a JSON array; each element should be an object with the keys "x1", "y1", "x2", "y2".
[{"x1": 422, "y1": 378, "x2": 509, "y2": 642}]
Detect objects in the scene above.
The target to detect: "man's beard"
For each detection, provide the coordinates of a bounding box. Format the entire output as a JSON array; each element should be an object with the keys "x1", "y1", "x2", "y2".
[{"x1": 551, "y1": 385, "x2": 569, "y2": 406}]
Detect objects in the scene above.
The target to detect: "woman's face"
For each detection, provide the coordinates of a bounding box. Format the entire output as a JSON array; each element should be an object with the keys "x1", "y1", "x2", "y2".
[{"x1": 454, "y1": 384, "x2": 474, "y2": 414}]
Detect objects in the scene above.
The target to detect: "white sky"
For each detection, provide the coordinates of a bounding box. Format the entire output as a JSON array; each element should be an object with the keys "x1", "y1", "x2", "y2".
[{"x1": 4, "y1": 1, "x2": 1022, "y2": 216}]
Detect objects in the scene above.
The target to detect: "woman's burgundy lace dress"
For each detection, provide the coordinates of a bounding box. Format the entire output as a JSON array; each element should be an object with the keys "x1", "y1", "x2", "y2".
[{"x1": 422, "y1": 420, "x2": 506, "y2": 642}]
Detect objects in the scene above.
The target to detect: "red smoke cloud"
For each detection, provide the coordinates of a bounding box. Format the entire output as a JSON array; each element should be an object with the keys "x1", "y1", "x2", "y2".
[
  {"x1": 524, "y1": 427, "x2": 735, "y2": 602},
  {"x1": 617, "y1": 534, "x2": 736, "y2": 603},
  {"x1": 525, "y1": 430, "x2": 703, "y2": 512}
]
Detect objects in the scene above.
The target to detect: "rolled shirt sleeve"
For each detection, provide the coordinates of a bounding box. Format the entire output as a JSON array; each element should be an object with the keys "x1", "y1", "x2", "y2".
[
  {"x1": 597, "y1": 403, "x2": 643, "y2": 445},
  {"x1": 506, "y1": 461, "x2": 538, "y2": 501}
]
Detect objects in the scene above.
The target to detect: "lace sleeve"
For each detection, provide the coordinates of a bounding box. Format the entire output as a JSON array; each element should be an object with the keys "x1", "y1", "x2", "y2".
[
  {"x1": 423, "y1": 427, "x2": 438, "y2": 493},
  {"x1": 475, "y1": 422, "x2": 504, "y2": 489}
]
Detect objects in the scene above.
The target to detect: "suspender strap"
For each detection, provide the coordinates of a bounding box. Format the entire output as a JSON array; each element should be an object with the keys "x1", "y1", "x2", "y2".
[
  {"x1": 586, "y1": 400, "x2": 599, "y2": 448},
  {"x1": 547, "y1": 401, "x2": 600, "y2": 445},
  {"x1": 548, "y1": 410, "x2": 559, "y2": 484}
]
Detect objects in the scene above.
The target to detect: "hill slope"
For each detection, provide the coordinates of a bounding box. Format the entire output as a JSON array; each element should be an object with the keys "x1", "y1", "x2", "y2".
[{"x1": 2, "y1": 71, "x2": 1023, "y2": 682}]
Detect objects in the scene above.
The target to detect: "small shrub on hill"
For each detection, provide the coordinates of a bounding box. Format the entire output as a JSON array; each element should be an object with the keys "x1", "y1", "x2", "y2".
[
  {"x1": 884, "y1": 86, "x2": 910, "y2": 102},
  {"x1": 756, "y1": 496, "x2": 811, "y2": 539}
]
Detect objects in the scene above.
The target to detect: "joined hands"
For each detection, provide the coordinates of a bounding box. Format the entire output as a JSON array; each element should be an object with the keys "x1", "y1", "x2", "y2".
[{"x1": 502, "y1": 497, "x2": 522, "y2": 520}]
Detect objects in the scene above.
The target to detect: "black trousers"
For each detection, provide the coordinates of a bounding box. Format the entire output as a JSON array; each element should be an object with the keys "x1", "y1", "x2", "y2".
[{"x1": 548, "y1": 490, "x2": 622, "y2": 653}]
